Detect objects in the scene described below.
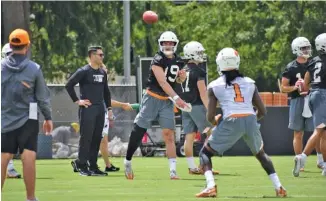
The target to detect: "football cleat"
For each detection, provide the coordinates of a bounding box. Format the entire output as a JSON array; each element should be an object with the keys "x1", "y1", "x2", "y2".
[
  {"x1": 124, "y1": 163, "x2": 134, "y2": 180},
  {"x1": 170, "y1": 170, "x2": 180, "y2": 180},
  {"x1": 189, "y1": 168, "x2": 202, "y2": 175},
  {"x1": 292, "y1": 155, "x2": 301, "y2": 177},
  {"x1": 195, "y1": 185, "x2": 217, "y2": 198},
  {"x1": 275, "y1": 186, "x2": 287, "y2": 198},
  {"x1": 7, "y1": 169, "x2": 21, "y2": 178}
]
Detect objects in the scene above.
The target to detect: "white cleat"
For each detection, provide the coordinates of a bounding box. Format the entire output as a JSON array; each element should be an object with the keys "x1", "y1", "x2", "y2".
[
  {"x1": 124, "y1": 160, "x2": 134, "y2": 180},
  {"x1": 170, "y1": 170, "x2": 180, "y2": 180},
  {"x1": 322, "y1": 167, "x2": 326, "y2": 176},
  {"x1": 317, "y1": 162, "x2": 324, "y2": 169},
  {"x1": 293, "y1": 155, "x2": 302, "y2": 177}
]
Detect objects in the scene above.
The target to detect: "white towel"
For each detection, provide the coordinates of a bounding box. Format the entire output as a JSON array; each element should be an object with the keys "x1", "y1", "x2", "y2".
[{"x1": 302, "y1": 96, "x2": 312, "y2": 118}]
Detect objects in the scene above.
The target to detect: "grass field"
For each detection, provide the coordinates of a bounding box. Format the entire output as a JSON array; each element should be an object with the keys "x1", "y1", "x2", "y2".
[{"x1": 2, "y1": 156, "x2": 325, "y2": 201}]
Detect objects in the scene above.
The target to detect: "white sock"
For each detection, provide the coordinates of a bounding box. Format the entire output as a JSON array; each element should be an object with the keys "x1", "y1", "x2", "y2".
[
  {"x1": 317, "y1": 153, "x2": 324, "y2": 164},
  {"x1": 124, "y1": 159, "x2": 131, "y2": 166},
  {"x1": 168, "y1": 158, "x2": 177, "y2": 172},
  {"x1": 269, "y1": 173, "x2": 282, "y2": 189},
  {"x1": 204, "y1": 170, "x2": 216, "y2": 188},
  {"x1": 301, "y1": 153, "x2": 307, "y2": 159},
  {"x1": 186, "y1": 157, "x2": 197, "y2": 169},
  {"x1": 7, "y1": 159, "x2": 14, "y2": 171}
]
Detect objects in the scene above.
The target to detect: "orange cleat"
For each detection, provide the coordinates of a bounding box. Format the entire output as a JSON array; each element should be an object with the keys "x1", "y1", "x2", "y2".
[
  {"x1": 195, "y1": 185, "x2": 217, "y2": 198},
  {"x1": 276, "y1": 186, "x2": 287, "y2": 198}
]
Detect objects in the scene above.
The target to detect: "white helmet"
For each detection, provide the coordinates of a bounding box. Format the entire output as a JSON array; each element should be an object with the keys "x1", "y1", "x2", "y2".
[
  {"x1": 158, "y1": 31, "x2": 179, "y2": 56},
  {"x1": 291, "y1": 37, "x2": 312, "y2": 58},
  {"x1": 1, "y1": 43, "x2": 12, "y2": 58},
  {"x1": 183, "y1": 41, "x2": 206, "y2": 62},
  {"x1": 216, "y1": 47, "x2": 240, "y2": 72},
  {"x1": 315, "y1": 33, "x2": 326, "y2": 54}
]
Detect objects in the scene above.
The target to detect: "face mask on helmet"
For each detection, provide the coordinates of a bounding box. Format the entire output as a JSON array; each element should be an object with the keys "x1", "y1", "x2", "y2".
[
  {"x1": 292, "y1": 37, "x2": 312, "y2": 59},
  {"x1": 160, "y1": 41, "x2": 177, "y2": 56},
  {"x1": 158, "y1": 31, "x2": 179, "y2": 56},
  {"x1": 298, "y1": 46, "x2": 312, "y2": 59},
  {"x1": 183, "y1": 41, "x2": 206, "y2": 63}
]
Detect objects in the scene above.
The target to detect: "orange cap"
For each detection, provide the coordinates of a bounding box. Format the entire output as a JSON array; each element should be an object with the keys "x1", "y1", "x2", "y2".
[{"x1": 9, "y1": 29, "x2": 30, "y2": 46}]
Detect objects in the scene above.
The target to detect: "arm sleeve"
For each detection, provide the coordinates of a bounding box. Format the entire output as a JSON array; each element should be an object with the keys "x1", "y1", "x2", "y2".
[
  {"x1": 103, "y1": 73, "x2": 111, "y2": 109},
  {"x1": 281, "y1": 67, "x2": 292, "y2": 79},
  {"x1": 151, "y1": 54, "x2": 164, "y2": 68},
  {"x1": 35, "y1": 69, "x2": 52, "y2": 120},
  {"x1": 65, "y1": 68, "x2": 85, "y2": 102},
  {"x1": 197, "y1": 67, "x2": 207, "y2": 81}
]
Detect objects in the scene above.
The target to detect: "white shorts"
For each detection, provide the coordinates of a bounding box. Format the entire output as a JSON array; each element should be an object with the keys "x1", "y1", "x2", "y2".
[{"x1": 102, "y1": 112, "x2": 109, "y2": 137}]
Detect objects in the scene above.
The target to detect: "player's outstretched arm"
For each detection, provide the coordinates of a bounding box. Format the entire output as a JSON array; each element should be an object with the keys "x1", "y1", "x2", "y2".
[
  {"x1": 252, "y1": 86, "x2": 267, "y2": 120},
  {"x1": 152, "y1": 65, "x2": 178, "y2": 98},
  {"x1": 206, "y1": 88, "x2": 218, "y2": 125},
  {"x1": 111, "y1": 100, "x2": 133, "y2": 111}
]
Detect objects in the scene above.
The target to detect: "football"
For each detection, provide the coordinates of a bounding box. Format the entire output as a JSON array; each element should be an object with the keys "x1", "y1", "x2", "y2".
[
  {"x1": 295, "y1": 79, "x2": 305, "y2": 93},
  {"x1": 142, "y1": 10, "x2": 158, "y2": 24}
]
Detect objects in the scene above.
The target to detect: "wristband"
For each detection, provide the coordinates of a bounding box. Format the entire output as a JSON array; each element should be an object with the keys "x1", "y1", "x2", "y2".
[
  {"x1": 107, "y1": 107, "x2": 112, "y2": 110},
  {"x1": 172, "y1": 95, "x2": 179, "y2": 101}
]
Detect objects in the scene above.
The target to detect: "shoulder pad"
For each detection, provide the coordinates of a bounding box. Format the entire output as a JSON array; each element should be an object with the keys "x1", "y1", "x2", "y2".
[
  {"x1": 243, "y1": 77, "x2": 255, "y2": 84},
  {"x1": 286, "y1": 60, "x2": 297, "y2": 68},
  {"x1": 153, "y1": 53, "x2": 163, "y2": 62},
  {"x1": 208, "y1": 77, "x2": 225, "y2": 89}
]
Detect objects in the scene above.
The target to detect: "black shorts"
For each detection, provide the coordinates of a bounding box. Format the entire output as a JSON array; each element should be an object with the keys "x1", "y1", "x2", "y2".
[{"x1": 1, "y1": 119, "x2": 39, "y2": 154}]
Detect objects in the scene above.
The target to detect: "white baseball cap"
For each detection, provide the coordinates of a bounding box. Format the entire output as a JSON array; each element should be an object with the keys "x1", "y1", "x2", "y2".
[{"x1": 2, "y1": 43, "x2": 12, "y2": 55}]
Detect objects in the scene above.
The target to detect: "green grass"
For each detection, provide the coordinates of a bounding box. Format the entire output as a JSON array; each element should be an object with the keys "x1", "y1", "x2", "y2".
[{"x1": 2, "y1": 156, "x2": 326, "y2": 201}]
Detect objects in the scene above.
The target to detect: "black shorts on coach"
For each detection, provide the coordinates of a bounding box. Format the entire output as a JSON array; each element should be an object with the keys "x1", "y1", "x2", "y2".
[{"x1": 1, "y1": 119, "x2": 39, "y2": 154}]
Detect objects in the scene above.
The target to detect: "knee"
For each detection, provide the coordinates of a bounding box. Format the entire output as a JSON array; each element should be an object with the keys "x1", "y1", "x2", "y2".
[
  {"x1": 132, "y1": 123, "x2": 147, "y2": 136},
  {"x1": 184, "y1": 134, "x2": 195, "y2": 146},
  {"x1": 199, "y1": 145, "x2": 214, "y2": 158},
  {"x1": 255, "y1": 149, "x2": 269, "y2": 162},
  {"x1": 293, "y1": 132, "x2": 303, "y2": 140},
  {"x1": 162, "y1": 130, "x2": 175, "y2": 144}
]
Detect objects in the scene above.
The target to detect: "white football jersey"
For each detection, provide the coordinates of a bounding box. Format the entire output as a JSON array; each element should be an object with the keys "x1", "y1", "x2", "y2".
[{"x1": 208, "y1": 76, "x2": 256, "y2": 119}]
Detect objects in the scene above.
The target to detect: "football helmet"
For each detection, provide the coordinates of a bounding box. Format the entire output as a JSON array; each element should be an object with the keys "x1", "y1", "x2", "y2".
[
  {"x1": 158, "y1": 31, "x2": 179, "y2": 56},
  {"x1": 291, "y1": 37, "x2": 312, "y2": 58},
  {"x1": 216, "y1": 47, "x2": 240, "y2": 72},
  {"x1": 183, "y1": 41, "x2": 206, "y2": 63}
]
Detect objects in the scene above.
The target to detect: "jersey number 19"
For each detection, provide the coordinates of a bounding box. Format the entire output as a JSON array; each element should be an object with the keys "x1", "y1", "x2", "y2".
[{"x1": 164, "y1": 65, "x2": 179, "y2": 82}]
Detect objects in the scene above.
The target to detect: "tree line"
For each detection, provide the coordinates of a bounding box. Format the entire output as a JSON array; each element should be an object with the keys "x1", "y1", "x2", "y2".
[{"x1": 1, "y1": 1, "x2": 325, "y2": 91}]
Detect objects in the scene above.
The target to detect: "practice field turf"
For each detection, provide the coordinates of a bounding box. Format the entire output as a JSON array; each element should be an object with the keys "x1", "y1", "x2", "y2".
[{"x1": 2, "y1": 156, "x2": 325, "y2": 201}]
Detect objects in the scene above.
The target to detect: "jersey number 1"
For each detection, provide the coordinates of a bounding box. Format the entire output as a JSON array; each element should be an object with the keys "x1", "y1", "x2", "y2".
[{"x1": 233, "y1": 83, "x2": 244, "y2": 102}]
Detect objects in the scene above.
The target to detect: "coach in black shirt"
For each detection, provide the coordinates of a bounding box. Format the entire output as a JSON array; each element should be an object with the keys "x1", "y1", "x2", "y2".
[{"x1": 65, "y1": 46, "x2": 113, "y2": 176}]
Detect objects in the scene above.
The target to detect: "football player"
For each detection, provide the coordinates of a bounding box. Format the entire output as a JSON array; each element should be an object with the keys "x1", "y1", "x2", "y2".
[
  {"x1": 195, "y1": 48, "x2": 286, "y2": 198},
  {"x1": 281, "y1": 37, "x2": 322, "y2": 171},
  {"x1": 180, "y1": 41, "x2": 219, "y2": 175},
  {"x1": 293, "y1": 33, "x2": 326, "y2": 177},
  {"x1": 124, "y1": 31, "x2": 188, "y2": 180}
]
